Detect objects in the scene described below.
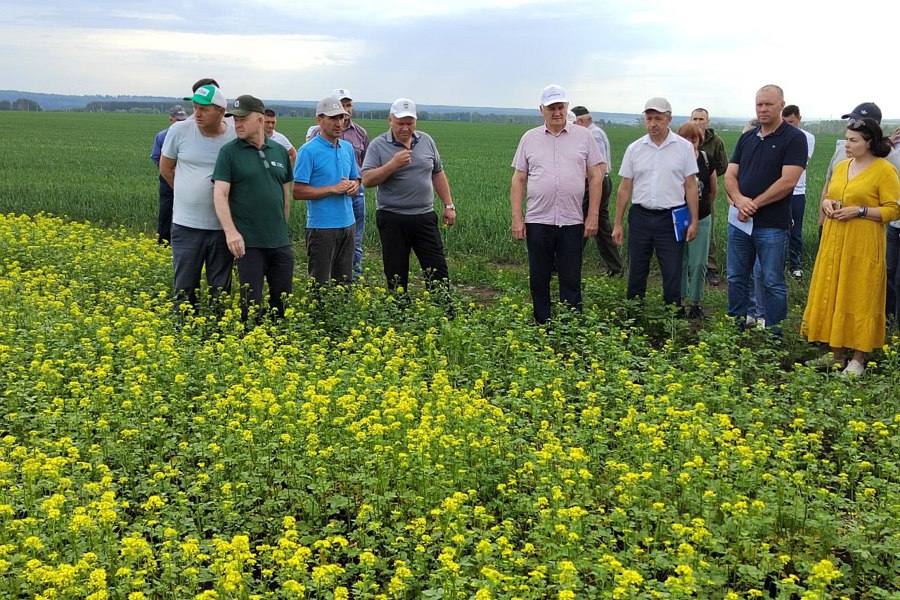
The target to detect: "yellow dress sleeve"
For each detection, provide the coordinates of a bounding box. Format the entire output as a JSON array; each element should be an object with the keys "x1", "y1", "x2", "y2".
[{"x1": 877, "y1": 160, "x2": 900, "y2": 222}]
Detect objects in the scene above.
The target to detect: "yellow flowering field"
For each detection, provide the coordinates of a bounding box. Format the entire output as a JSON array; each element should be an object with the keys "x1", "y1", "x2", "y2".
[{"x1": 0, "y1": 213, "x2": 898, "y2": 600}]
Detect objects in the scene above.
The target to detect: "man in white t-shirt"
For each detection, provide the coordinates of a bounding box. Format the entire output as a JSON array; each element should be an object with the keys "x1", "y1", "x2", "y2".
[
  {"x1": 160, "y1": 84, "x2": 237, "y2": 316},
  {"x1": 264, "y1": 109, "x2": 297, "y2": 167},
  {"x1": 782, "y1": 104, "x2": 815, "y2": 279}
]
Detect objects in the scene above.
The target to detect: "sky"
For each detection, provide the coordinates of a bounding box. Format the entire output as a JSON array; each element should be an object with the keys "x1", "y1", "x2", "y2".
[{"x1": 1, "y1": 0, "x2": 898, "y2": 120}]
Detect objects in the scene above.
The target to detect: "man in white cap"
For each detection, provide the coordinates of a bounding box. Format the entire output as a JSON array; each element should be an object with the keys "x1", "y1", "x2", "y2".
[
  {"x1": 361, "y1": 98, "x2": 457, "y2": 305},
  {"x1": 151, "y1": 104, "x2": 187, "y2": 244},
  {"x1": 613, "y1": 97, "x2": 699, "y2": 310},
  {"x1": 510, "y1": 84, "x2": 606, "y2": 324},
  {"x1": 293, "y1": 96, "x2": 360, "y2": 285},
  {"x1": 306, "y1": 88, "x2": 369, "y2": 278},
  {"x1": 160, "y1": 84, "x2": 237, "y2": 316}
]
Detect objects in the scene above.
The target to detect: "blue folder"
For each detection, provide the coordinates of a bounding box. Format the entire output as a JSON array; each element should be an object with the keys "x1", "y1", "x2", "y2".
[{"x1": 672, "y1": 206, "x2": 691, "y2": 241}]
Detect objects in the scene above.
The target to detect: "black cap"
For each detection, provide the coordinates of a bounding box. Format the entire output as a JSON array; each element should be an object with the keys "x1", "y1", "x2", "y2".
[
  {"x1": 841, "y1": 102, "x2": 882, "y2": 123},
  {"x1": 225, "y1": 95, "x2": 266, "y2": 117},
  {"x1": 571, "y1": 106, "x2": 590, "y2": 117}
]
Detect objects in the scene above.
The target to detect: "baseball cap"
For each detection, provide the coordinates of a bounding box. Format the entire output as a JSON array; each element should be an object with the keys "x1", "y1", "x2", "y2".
[
  {"x1": 225, "y1": 95, "x2": 266, "y2": 117},
  {"x1": 184, "y1": 84, "x2": 226, "y2": 108},
  {"x1": 841, "y1": 102, "x2": 882, "y2": 123},
  {"x1": 644, "y1": 97, "x2": 672, "y2": 113},
  {"x1": 571, "y1": 105, "x2": 590, "y2": 117},
  {"x1": 316, "y1": 96, "x2": 349, "y2": 117},
  {"x1": 390, "y1": 98, "x2": 417, "y2": 119},
  {"x1": 331, "y1": 88, "x2": 353, "y2": 101},
  {"x1": 168, "y1": 105, "x2": 188, "y2": 121},
  {"x1": 540, "y1": 84, "x2": 567, "y2": 106}
]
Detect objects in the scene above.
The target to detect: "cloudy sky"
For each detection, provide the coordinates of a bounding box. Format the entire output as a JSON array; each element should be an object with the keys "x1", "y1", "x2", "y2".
[{"x1": 2, "y1": 0, "x2": 897, "y2": 119}]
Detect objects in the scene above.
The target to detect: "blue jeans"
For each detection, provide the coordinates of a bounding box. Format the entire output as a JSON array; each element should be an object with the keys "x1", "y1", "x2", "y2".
[
  {"x1": 887, "y1": 225, "x2": 900, "y2": 327},
  {"x1": 352, "y1": 191, "x2": 366, "y2": 277},
  {"x1": 747, "y1": 259, "x2": 765, "y2": 320},
  {"x1": 788, "y1": 194, "x2": 806, "y2": 271},
  {"x1": 727, "y1": 225, "x2": 789, "y2": 329}
]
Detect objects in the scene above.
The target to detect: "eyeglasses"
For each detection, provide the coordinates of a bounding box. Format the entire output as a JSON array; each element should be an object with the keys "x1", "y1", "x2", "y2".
[{"x1": 258, "y1": 149, "x2": 270, "y2": 169}]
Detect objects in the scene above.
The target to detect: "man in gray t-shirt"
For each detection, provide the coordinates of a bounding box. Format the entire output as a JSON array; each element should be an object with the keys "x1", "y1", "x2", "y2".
[
  {"x1": 160, "y1": 84, "x2": 237, "y2": 315},
  {"x1": 361, "y1": 98, "x2": 457, "y2": 300}
]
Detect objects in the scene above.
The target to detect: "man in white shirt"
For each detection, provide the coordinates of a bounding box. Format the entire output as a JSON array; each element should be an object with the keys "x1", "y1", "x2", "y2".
[
  {"x1": 613, "y1": 97, "x2": 699, "y2": 308},
  {"x1": 264, "y1": 109, "x2": 297, "y2": 167},
  {"x1": 781, "y1": 104, "x2": 815, "y2": 279}
]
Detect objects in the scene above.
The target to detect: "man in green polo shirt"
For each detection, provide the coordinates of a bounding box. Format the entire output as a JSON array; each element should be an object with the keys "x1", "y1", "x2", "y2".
[{"x1": 212, "y1": 94, "x2": 294, "y2": 322}]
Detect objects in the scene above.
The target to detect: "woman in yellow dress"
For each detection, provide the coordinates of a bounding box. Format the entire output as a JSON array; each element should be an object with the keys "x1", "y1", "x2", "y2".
[{"x1": 802, "y1": 118, "x2": 900, "y2": 376}]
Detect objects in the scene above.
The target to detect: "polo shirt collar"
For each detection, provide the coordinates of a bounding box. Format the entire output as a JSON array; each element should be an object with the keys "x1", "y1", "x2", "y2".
[
  {"x1": 755, "y1": 120, "x2": 790, "y2": 139},
  {"x1": 641, "y1": 128, "x2": 678, "y2": 148},
  {"x1": 313, "y1": 134, "x2": 341, "y2": 149},
  {"x1": 542, "y1": 123, "x2": 571, "y2": 135},
  {"x1": 387, "y1": 130, "x2": 420, "y2": 148},
  {"x1": 237, "y1": 136, "x2": 271, "y2": 150}
]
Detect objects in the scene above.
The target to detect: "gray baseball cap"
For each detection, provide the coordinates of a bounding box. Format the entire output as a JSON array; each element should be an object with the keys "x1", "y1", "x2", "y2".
[{"x1": 316, "y1": 96, "x2": 349, "y2": 117}]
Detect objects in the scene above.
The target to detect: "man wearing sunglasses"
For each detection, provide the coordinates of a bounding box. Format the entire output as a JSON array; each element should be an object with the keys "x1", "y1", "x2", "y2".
[
  {"x1": 212, "y1": 95, "x2": 294, "y2": 323},
  {"x1": 293, "y1": 97, "x2": 360, "y2": 285}
]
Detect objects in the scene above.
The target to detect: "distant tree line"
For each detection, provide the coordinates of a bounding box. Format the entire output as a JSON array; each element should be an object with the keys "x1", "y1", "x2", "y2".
[{"x1": 0, "y1": 98, "x2": 43, "y2": 111}]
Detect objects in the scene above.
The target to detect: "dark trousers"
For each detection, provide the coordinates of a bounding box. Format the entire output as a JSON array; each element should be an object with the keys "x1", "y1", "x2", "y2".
[
  {"x1": 236, "y1": 246, "x2": 294, "y2": 322},
  {"x1": 157, "y1": 178, "x2": 173, "y2": 244},
  {"x1": 526, "y1": 222, "x2": 584, "y2": 324},
  {"x1": 626, "y1": 204, "x2": 684, "y2": 305},
  {"x1": 788, "y1": 194, "x2": 806, "y2": 270},
  {"x1": 887, "y1": 225, "x2": 900, "y2": 327},
  {"x1": 306, "y1": 226, "x2": 354, "y2": 285},
  {"x1": 376, "y1": 210, "x2": 449, "y2": 292},
  {"x1": 582, "y1": 175, "x2": 622, "y2": 274},
  {"x1": 171, "y1": 224, "x2": 234, "y2": 315}
]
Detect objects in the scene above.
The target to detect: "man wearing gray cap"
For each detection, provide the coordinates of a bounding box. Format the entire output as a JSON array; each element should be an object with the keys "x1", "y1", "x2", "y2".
[
  {"x1": 160, "y1": 84, "x2": 237, "y2": 316},
  {"x1": 306, "y1": 88, "x2": 370, "y2": 279},
  {"x1": 150, "y1": 104, "x2": 188, "y2": 244},
  {"x1": 613, "y1": 97, "x2": 699, "y2": 309},
  {"x1": 293, "y1": 96, "x2": 360, "y2": 285},
  {"x1": 362, "y1": 98, "x2": 456, "y2": 302},
  {"x1": 212, "y1": 95, "x2": 294, "y2": 323}
]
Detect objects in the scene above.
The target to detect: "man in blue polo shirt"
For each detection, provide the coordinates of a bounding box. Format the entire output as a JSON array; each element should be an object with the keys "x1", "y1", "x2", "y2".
[
  {"x1": 725, "y1": 84, "x2": 807, "y2": 331},
  {"x1": 293, "y1": 96, "x2": 360, "y2": 285}
]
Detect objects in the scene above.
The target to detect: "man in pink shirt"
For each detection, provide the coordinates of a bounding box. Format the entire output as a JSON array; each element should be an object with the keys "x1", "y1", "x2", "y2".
[{"x1": 510, "y1": 84, "x2": 607, "y2": 323}]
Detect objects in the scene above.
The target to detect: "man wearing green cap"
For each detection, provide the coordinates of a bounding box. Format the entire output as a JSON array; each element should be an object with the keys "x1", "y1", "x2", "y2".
[
  {"x1": 160, "y1": 84, "x2": 236, "y2": 316},
  {"x1": 212, "y1": 95, "x2": 294, "y2": 322}
]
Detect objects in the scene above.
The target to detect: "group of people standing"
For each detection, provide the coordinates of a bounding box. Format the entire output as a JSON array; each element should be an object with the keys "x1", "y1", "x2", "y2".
[
  {"x1": 151, "y1": 79, "x2": 900, "y2": 376},
  {"x1": 152, "y1": 78, "x2": 456, "y2": 323},
  {"x1": 510, "y1": 84, "x2": 900, "y2": 376}
]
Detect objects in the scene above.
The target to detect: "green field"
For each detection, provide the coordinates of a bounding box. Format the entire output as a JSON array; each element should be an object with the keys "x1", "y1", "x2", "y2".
[
  {"x1": 0, "y1": 114, "x2": 898, "y2": 599},
  {"x1": 0, "y1": 111, "x2": 839, "y2": 279}
]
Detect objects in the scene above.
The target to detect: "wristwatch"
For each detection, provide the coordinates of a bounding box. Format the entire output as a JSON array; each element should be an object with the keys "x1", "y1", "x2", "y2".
[
  {"x1": 857, "y1": 206, "x2": 866, "y2": 219},
  {"x1": 444, "y1": 204, "x2": 456, "y2": 211}
]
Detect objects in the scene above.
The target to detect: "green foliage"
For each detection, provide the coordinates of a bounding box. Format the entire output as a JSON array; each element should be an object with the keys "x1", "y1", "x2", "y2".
[{"x1": 0, "y1": 213, "x2": 897, "y2": 599}]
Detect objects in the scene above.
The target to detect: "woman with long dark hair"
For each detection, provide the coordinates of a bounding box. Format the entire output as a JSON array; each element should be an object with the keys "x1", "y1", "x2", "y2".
[{"x1": 802, "y1": 118, "x2": 900, "y2": 375}]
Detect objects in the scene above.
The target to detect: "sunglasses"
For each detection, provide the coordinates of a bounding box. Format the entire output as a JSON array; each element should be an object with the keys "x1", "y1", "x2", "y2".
[{"x1": 258, "y1": 149, "x2": 270, "y2": 169}]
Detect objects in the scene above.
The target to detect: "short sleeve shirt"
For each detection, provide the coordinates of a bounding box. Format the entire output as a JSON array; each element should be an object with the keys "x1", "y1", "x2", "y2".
[
  {"x1": 294, "y1": 135, "x2": 358, "y2": 229},
  {"x1": 162, "y1": 119, "x2": 237, "y2": 230},
  {"x1": 619, "y1": 130, "x2": 699, "y2": 210},
  {"x1": 211, "y1": 137, "x2": 293, "y2": 248},
  {"x1": 362, "y1": 130, "x2": 444, "y2": 216},
  {"x1": 269, "y1": 131, "x2": 295, "y2": 154},
  {"x1": 511, "y1": 123, "x2": 604, "y2": 226}
]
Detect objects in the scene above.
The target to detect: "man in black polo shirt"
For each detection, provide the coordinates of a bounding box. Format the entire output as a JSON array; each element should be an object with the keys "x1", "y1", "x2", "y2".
[
  {"x1": 212, "y1": 95, "x2": 294, "y2": 322},
  {"x1": 725, "y1": 84, "x2": 807, "y2": 332}
]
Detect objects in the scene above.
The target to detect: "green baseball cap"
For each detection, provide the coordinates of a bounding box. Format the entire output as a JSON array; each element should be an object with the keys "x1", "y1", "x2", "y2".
[
  {"x1": 225, "y1": 95, "x2": 266, "y2": 117},
  {"x1": 184, "y1": 84, "x2": 226, "y2": 108}
]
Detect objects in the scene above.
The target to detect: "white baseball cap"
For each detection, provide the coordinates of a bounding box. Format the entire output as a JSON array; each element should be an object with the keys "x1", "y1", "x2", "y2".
[
  {"x1": 540, "y1": 84, "x2": 568, "y2": 106},
  {"x1": 390, "y1": 98, "x2": 417, "y2": 119},
  {"x1": 644, "y1": 97, "x2": 672, "y2": 113},
  {"x1": 332, "y1": 88, "x2": 353, "y2": 101}
]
